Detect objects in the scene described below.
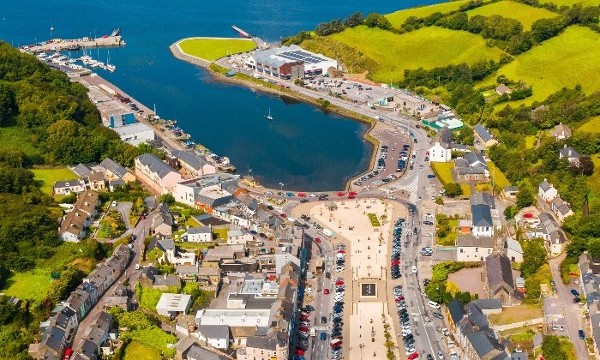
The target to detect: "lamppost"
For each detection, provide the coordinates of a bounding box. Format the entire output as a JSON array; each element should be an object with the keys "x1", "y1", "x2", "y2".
[{"x1": 279, "y1": 182, "x2": 284, "y2": 191}]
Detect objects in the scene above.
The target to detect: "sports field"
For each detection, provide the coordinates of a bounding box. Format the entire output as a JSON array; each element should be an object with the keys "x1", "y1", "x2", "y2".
[
  {"x1": 479, "y1": 26, "x2": 600, "y2": 105},
  {"x1": 327, "y1": 26, "x2": 505, "y2": 82},
  {"x1": 178, "y1": 37, "x2": 256, "y2": 62},
  {"x1": 467, "y1": 1, "x2": 560, "y2": 30},
  {"x1": 32, "y1": 167, "x2": 77, "y2": 194},
  {"x1": 386, "y1": 0, "x2": 472, "y2": 28}
]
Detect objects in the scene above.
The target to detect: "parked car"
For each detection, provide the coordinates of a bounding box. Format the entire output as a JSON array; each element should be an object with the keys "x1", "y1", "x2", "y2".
[
  {"x1": 579, "y1": 329, "x2": 585, "y2": 339},
  {"x1": 571, "y1": 289, "x2": 580, "y2": 297}
]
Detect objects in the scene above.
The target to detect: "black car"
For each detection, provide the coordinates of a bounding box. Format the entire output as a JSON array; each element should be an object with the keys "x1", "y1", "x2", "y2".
[
  {"x1": 427, "y1": 355, "x2": 434, "y2": 360},
  {"x1": 432, "y1": 312, "x2": 443, "y2": 319},
  {"x1": 571, "y1": 289, "x2": 580, "y2": 297},
  {"x1": 304, "y1": 305, "x2": 315, "y2": 312},
  {"x1": 321, "y1": 316, "x2": 327, "y2": 323}
]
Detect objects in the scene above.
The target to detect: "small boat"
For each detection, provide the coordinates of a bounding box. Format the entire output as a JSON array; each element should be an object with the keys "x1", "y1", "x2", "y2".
[
  {"x1": 266, "y1": 108, "x2": 273, "y2": 120},
  {"x1": 111, "y1": 28, "x2": 121, "y2": 37}
]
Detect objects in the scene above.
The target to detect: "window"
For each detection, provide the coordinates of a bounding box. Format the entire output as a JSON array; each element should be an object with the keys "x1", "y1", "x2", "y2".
[{"x1": 475, "y1": 248, "x2": 478, "y2": 252}]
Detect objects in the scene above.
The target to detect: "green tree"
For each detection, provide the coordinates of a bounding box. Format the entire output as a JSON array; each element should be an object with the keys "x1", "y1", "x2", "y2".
[
  {"x1": 0, "y1": 84, "x2": 17, "y2": 126},
  {"x1": 345, "y1": 12, "x2": 364, "y2": 27},
  {"x1": 516, "y1": 184, "x2": 534, "y2": 209},
  {"x1": 160, "y1": 193, "x2": 176, "y2": 205},
  {"x1": 588, "y1": 239, "x2": 600, "y2": 259},
  {"x1": 542, "y1": 335, "x2": 567, "y2": 360},
  {"x1": 521, "y1": 239, "x2": 547, "y2": 278},
  {"x1": 444, "y1": 183, "x2": 463, "y2": 197}
]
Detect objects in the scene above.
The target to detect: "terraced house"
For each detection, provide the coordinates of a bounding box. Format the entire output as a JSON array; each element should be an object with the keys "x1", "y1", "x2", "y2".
[{"x1": 134, "y1": 153, "x2": 182, "y2": 195}]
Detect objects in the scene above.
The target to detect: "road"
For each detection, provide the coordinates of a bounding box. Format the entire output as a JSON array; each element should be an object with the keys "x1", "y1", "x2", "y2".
[
  {"x1": 70, "y1": 214, "x2": 152, "y2": 349},
  {"x1": 549, "y1": 253, "x2": 589, "y2": 359}
]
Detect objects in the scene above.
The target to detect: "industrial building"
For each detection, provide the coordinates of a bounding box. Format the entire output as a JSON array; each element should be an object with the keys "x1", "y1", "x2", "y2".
[
  {"x1": 114, "y1": 122, "x2": 155, "y2": 146},
  {"x1": 245, "y1": 45, "x2": 337, "y2": 79}
]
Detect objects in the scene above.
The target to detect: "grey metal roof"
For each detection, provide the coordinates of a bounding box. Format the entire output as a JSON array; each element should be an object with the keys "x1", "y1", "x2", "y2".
[
  {"x1": 246, "y1": 332, "x2": 287, "y2": 351},
  {"x1": 471, "y1": 192, "x2": 495, "y2": 209},
  {"x1": 447, "y1": 298, "x2": 465, "y2": 325},
  {"x1": 172, "y1": 150, "x2": 208, "y2": 171},
  {"x1": 486, "y1": 253, "x2": 514, "y2": 292},
  {"x1": 73, "y1": 163, "x2": 92, "y2": 177},
  {"x1": 559, "y1": 146, "x2": 580, "y2": 159},
  {"x1": 466, "y1": 330, "x2": 505, "y2": 358},
  {"x1": 457, "y1": 235, "x2": 494, "y2": 248},
  {"x1": 505, "y1": 239, "x2": 523, "y2": 254},
  {"x1": 187, "y1": 226, "x2": 212, "y2": 234},
  {"x1": 136, "y1": 153, "x2": 176, "y2": 179},
  {"x1": 54, "y1": 179, "x2": 85, "y2": 189},
  {"x1": 475, "y1": 124, "x2": 493, "y2": 142},
  {"x1": 473, "y1": 299, "x2": 502, "y2": 310},
  {"x1": 465, "y1": 151, "x2": 487, "y2": 167},
  {"x1": 198, "y1": 324, "x2": 230, "y2": 340},
  {"x1": 186, "y1": 344, "x2": 229, "y2": 360},
  {"x1": 100, "y1": 158, "x2": 128, "y2": 178},
  {"x1": 539, "y1": 180, "x2": 553, "y2": 192},
  {"x1": 472, "y1": 204, "x2": 493, "y2": 227}
]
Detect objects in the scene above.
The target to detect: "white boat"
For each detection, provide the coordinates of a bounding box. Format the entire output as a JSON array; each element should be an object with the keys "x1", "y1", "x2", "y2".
[
  {"x1": 266, "y1": 108, "x2": 273, "y2": 120},
  {"x1": 105, "y1": 50, "x2": 116, "y2": 72}
]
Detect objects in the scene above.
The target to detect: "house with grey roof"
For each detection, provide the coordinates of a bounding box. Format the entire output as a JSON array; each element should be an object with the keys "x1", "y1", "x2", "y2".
[
  {"x1": 551, "y1": 196, "x2": 573, "y2": 222},
  {"x1": 150, "y1": 203, "x2": 174, "y2": 236},
  {"x1": 99, "y1": 158, "x2": 135, "y2": 182},
  {"x1": 186, "y1": 225, "x2": 213, "y2": 243},
  {"x1": 471, "y1": 191, "x2": 496, "y2": 209},
  {"x1": 134, "y1": 153, "x2": 182, "y2": 195},
  {"x1": 472, "y1": 203, "x2": 494, "y2": 237},
  {"x1": 197, "y1": 324, "x2": 231, "y2": 349},
  {"x1": 172, "y1": 149, "x2": 216, "y2": 177},
  {"x1": 505, "y1": 238, "x2": 524, "y2": 263},
  {"x1": 579, "y1": 252, "x2": 600, "y2": 356},
  {"x1": 474, "y1": 124, "x2": 498, "y2": 147},
  {"x1": 227, "y1": 226, "x2": 254, "y2": 245},
  {"x1": 495, "y1": 83, "x2": 512, "y2": 96},
  {"x1": 538, "y1": 179, "x2": 558, "y2": 203},
  {"x1": 503, "y1": 185, "x2": 519, "y2": 198},
  {"x1": 175, "y1": 338, "x2": 229, "y2": 360},
  {"x1": 73, "y1": 163, "x2": 92, "y2": 178},
  {"x1": 172, "y1": 173, "x2": 239, "y2": 207},
  {"x1": 237, "y1": 332, "x2": 289, "y2": 360},
  {"x1": 73, "y1": 311, "x2": 114, "y2": 359},
  {"x1": 455, "y1": 152, "x2": 490, "y2": 182},
  {"x1": 485, "y1": 253, "x2": 520, "y2": 306},
  {"x1": 54, "y1": 179, "x2": 87, "y2": 195},
  {"x1": 456, "y1": 235, "x2": 494, "y2": 262},
  {"x1": 552, "y1": 123, "x2": 572, "y2": 141},
  {"x1": 559, "y1": 145, "x2": 581, "y2": 165}
]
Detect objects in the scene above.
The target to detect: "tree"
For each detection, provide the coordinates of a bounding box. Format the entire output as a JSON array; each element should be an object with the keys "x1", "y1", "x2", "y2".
[
  {"x1": 588, "y1": 239, "x2": 600, "y2": 259},
  {"x1": 364, "y1": 13, "x2": 392, "y2": 30},
  {"x1": 160, "y1": 193, "x2": 176, "y2": 205},
  {"x1": 571, "y1": 155, "x2": 595, "y2": 176},
  {"x1": 444, "y1": 183, "x2": 463, "y2": 197},
  {"x1": 542, "y1": 335, "x2": 567, "y2": 360},
  {"x1": 0, "y1": 84, "x2": 17, "y2": 126},
  {"x1": 521, "y1": 239, "x2": 547, "y2": 278},
  {"x1": 345, "y1": 12, "x2": 364, "y2": 27},
  {"x1": 516, "y1": 184, "x2": 534, "y2": 209},
  {"x1": 504, "y1": 205, "x2": 517, "y2": 220},
  {"x1": 456, "y1": 126, "x2": 475, "y2": 146}
]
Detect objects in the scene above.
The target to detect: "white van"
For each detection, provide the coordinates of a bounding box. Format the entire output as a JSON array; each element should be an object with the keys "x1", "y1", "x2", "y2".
[{"x1": 428, "y1": 300, "x2": 441, "y2": 309}]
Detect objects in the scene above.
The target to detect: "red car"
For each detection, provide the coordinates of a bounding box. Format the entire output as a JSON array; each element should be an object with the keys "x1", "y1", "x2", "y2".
[
  {"x1": 295, "y1": 349, "x2": 305, "y2": 356},
  {"x1": 324, "y1": 289, "x2": 330, "y2": 295},
  {"x1": 349, "y1": 191, "x2": 357, "y2": 196},
  {"x1": 348, "y1": 195, "x2": 356, "y2": 199},
  {"x1": 337, "y1": 192, "x2": 345, "y2": 196},
  {"x1": 299, "y1": 326, "x2": 309, "y2": 332},
  {"x1": 280, "y1": 213, "x2": 287, "y2": 218},
  {"x1": 407, "y1": 351, "x2": 419, "y2": 360},
  {"x1": 391, "y1": 259, "x2": 401, "y2": 266},
  {"x1": 314, "y1": 237, "x2": 321, "y2": 243},
  {"x1": 297, "y1": 193, "x2": 307, "y2": 197}
]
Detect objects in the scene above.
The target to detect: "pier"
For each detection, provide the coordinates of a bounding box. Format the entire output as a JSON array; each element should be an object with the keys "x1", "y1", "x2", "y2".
[{"x1": 20, "y1": 35, "x2": 125, "y2": 54}]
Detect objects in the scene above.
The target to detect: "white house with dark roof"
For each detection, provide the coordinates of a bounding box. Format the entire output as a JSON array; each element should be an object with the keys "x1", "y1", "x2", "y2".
[
  {"x1": 196, "y1": 324, "x2": 231, "y2": 349},
  {"x1": 186, "y1": 225, "x2": 213, "y2": 243},
  {"x1": 456, "y1": 235, "x2": 494, "y2": 261},
  {"x1": 471, "y1": 203, "x2": 494, "y2": 237},
  {"x1": 134, "y1": 153, "x2": 182, "y2": 195},
  {"x1": 54, "y1": 179, "x2": 87, "y2": 195},
  {"x1": 538, "y1": 179, "x2": 558, "y2": 202},
  {"x1": 428, "y1": 140, "x2": 451, "y2": 162},
  {"x1": 172, "y1": 173, "x2": 239, "y2": 207},
  {"x1": 505, "y1": 238, "x2": 524, "y2": 263},
  {"x1": 559, "y1": 145, "x2": 581, "y2": 165},
  {"x1": 551, "y1": 196, "x2": 574, "y2": 222},
  {"x1": 172, "y1": 150, "x2": 216, "y2": 177}
]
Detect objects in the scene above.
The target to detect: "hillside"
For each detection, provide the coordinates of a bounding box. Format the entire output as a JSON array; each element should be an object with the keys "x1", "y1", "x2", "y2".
[
  {"x1": 478, "y1": 26, "x2": 600, "y2": 105},
  {"x1": 303, "y1": 26, "x2": 506, "y2": 82},
  {"x1": 386, "y1": 0, "x2": 473, "y2": 28},
  {"x1": 466, "y1": 0, "x2": 560, "y2": 29}
]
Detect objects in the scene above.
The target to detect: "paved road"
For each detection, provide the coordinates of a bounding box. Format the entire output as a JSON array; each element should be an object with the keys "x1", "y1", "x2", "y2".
[
  {"x1": 549, "y1": 253, "x2": 589, "y2": 359},
  {"x1": 70, "y1": 215, "x2": 151, "y2": 350}
]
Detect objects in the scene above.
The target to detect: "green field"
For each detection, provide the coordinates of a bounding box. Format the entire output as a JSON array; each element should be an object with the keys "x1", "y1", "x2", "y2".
[
  {"x1": 326, "y1": 26, "x2": 506, "y2": 82},
  {"x1": 542, "y1": 0, "x2": 600, "y2": 6},
  {"x1": 431, "y1": 162, "x2": 455, "y2": 184},
  {"x1": 479, "y1": 26, "x2": 600, "y2": 105},
  {"x1": 386, "y1": 0, "x2": 472, "y2": 28},
  {"x1": 467, "y1": 0, "x2": 560, "y2": 30},
  {"x1": 487, "y1": 161, "x2": 511, "y2": 188},
  {"x1": 32, "y1": 167, "x2": 77, "y2": 194},
  {"x1": 577, "y1": 115, "x2": 600, "y2": 134},
  {"x1": 0, "y1": 127, "x2": 38, "y2": 155},
  {"x1": 2, "y1": 268, "x2": 53, "y2": 301},
  {"x1": 179, "y1": 38, "x2": 256, "y2": 61}
]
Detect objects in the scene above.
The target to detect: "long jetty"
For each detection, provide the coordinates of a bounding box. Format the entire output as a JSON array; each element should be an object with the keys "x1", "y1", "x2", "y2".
[{"x1": 20, "y1": 35, "x2": 124, "y2": 53}]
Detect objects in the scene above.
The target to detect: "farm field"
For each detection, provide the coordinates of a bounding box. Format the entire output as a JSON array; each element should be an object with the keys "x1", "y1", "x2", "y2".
[
  {"x1": 577, "y1": 115, "x2": 600, "y2": 134},
  {"x1": 479, "y1": 26, "x2": 600, "y2": 105},
  {"x1": 326, "y1": 26, "x2": 506, "y2": 82},
  {"x1": 179, "y1": 37, "x2": 256, "y2": 62},
  {"x1": 32, "y1": 167, "x2": 77, "y2": 195},
  {"x1": 467, "y1": 0, "x2": 559, "y2": 30},
  {"x1": 386, "y1": 0, "x2": 472, "y2": 28}
]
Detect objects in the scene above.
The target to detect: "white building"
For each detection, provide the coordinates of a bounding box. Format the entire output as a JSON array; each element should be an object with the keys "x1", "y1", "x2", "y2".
[
  {"x1": 196, "y1": 325, "x2": 230, "y2": 349},
  {"x1": 456, "y1": 235, "x2": 494, "y2": 262},
  {"x1": 156, "y1": 293, "x2": 192, "y2": 318},
  {"x1": 538, "y1": 179, "x2": 558, "y2": 203},
  {"x1": 505, "y1": 238, "x2": 524, "y2": 263},
  {"x1": 186, "y1": 226, "x2": 213, "y2": 243},
  {"x1": 53, "y1": 179, "x2": 87, "y2": 195},
  {"x1": 227, "y1": 226, "x2": 255, "y2": 245},
  {"x1": 245, "y1": 45, "x2": 337, "y2": 79},
  {"x1": 428, "y1": 141, "x2": 451, "y2": 162},
  {"x1": 114, "y1": 122, "x2": 155, "y2": 146},
  {"x1": 195, "y1": 309, "x2": 271, "y2": 346},
  {"x1": 472, "y1": 204, "x2": 494, "y2": 237},
  {"x1": 172, "y1": 174, "x2": 239, "y2": 207}
]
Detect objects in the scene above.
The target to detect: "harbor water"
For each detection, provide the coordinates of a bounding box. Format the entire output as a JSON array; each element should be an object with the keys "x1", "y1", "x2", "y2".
[{"x1": 1, "y1": 0, "x2": 438, "y2": 190}]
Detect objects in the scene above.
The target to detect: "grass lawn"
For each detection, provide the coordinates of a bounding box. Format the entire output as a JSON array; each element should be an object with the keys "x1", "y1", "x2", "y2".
[
  {"x1": 32, "y1": 167, "x2": 77, "y2": 195},
  {"x1": 123, "y1": 341, "x2": 161, "y2": 360},
  {"x1": 467, "y1": 0, "x2": 560, "y2": 30},
  {"x1": 127, "y1": 328, "x2": 177, "y2": 358},
  {"x1": 588, "y1": 155, "x2": 600, "y2": 194},
  {"x1": 2, "y1": 268, "x2": 53, "y2": 301},
  {"x1": 437, "y1": 219, "x2": 458, "y2": 246},
  {"x1": 213, "y1": 227, "x2": 229, "y2": 240},
  {"x1": 487, "y1": 160, "x2": 511, "y2": 188},
  {"x1": 460, "y1": 184, "x2": 471, "y2": 197},
  {"x1": 386, "y1": 0, "x2": 473, "y2": 28},
  {"x1": 489, "y1": 304, "x2": 543, "y2": 325},
  {"x1": 0, "y1": 126, "x2": 38, "y2": 155},
  {"x1": 324, "y1": 26, "x2": 505, "y2": 82},
  {"x1": 577, "y1": 115, "x2": 600, "y2": 134},
  {"x1": 179, "y1": 38, "x2": 256, "y2": 61},
  {"x1": 525, "y1": 135, "x2": 537, "y2": 149},
  {"x1": 431, "y1": 162, "x2": 455, "y2": 185},
  {"x1": 479, "y1": 26, "x2": 600, "y2": 106},
  {"x1": 176, "y1": 241, "x2": 213, "y2": 251}
]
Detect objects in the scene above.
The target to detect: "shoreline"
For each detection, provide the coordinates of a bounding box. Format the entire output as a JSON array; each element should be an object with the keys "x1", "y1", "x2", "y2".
[{"x1": 169, "y1": 42, "x2": 380, "y2": 191}]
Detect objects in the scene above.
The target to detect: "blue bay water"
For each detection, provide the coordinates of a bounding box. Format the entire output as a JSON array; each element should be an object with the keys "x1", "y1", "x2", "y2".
[{"x1": 1, "y1": 0, "x2": 437, "y2": 190}]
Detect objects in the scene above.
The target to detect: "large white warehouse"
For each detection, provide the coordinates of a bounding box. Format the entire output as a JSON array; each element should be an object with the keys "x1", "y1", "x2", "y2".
[{"x1": 245, "y1": 45, "x2": 337, "y2": 79}]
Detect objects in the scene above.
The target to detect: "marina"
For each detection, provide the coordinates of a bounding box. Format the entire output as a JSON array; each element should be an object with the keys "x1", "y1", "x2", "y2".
[{"x1": 19, "y1": 29, "x2": 124, "y2": 53}]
